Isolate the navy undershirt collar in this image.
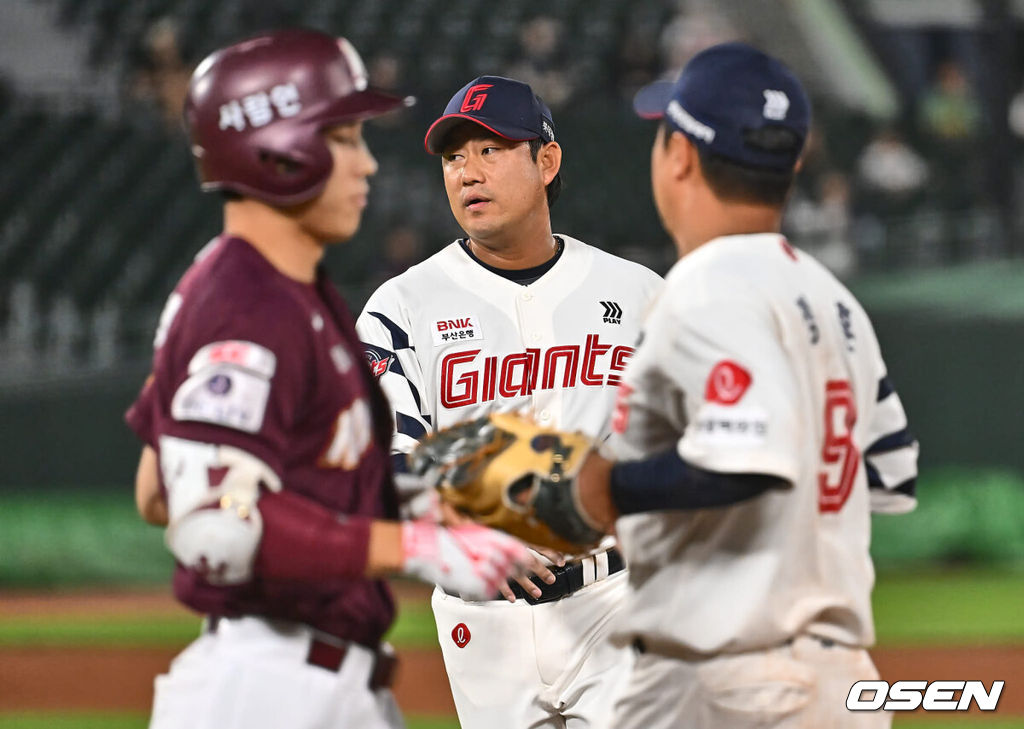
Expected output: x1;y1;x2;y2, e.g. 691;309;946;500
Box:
459;237;564;286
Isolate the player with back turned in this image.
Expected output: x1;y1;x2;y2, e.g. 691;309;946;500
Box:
571;42;921;729
356;76;662;728
124;30;528;729
413;43;920;728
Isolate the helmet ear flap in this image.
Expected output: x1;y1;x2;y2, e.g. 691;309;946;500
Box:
258;150;304;177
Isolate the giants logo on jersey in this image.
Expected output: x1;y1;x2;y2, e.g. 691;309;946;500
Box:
440;334;634;408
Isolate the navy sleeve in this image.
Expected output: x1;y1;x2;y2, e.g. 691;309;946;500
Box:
609;448;786;514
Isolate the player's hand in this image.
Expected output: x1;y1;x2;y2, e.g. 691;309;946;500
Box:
400;520;530;601
497;547;562;602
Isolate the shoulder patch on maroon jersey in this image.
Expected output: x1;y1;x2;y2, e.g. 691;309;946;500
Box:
188;340;277;377
705;360;752;405
172;340;277;434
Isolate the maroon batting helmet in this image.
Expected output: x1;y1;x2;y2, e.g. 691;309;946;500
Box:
184;29;410;207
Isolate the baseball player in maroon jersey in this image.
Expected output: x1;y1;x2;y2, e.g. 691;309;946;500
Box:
125;29;528;729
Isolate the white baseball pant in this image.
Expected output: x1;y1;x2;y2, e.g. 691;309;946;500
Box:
432;569;632;729
148;616;404;729
612;634;891;729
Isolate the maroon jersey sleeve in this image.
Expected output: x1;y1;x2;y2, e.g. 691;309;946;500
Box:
155;294;309;475
125;375;157;448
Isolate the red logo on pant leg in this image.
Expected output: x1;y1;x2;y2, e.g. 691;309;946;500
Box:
452;623;471;648
460;85;493;112
705;361;752;405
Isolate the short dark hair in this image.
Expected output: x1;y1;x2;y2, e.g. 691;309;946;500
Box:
528;137;562;209
660;121;796;207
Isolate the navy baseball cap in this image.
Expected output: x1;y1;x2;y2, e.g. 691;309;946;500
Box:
634;42;810;172
424;75;555;154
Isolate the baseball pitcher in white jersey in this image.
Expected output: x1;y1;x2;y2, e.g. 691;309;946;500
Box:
356;76;662;727
508;43;918;728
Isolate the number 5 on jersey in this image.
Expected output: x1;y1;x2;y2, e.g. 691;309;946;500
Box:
819;380;859;513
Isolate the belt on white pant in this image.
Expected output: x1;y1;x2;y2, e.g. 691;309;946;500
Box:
503;547;625;604
205;615;397;688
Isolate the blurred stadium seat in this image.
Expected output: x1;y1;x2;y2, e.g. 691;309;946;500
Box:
0;1;1021;484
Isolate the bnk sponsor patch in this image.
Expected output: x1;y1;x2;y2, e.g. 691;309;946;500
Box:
432;314;483;347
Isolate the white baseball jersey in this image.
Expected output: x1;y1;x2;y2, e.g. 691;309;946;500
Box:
357;235;661;728
611;233;918;655
356;235;663;448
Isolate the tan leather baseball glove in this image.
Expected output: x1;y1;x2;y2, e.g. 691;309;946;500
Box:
407;413;606;553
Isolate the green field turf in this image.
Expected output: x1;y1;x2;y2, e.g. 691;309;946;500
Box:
0;570;1020;649
3;468;1023;588
0;599;440;649
874;569;1024;645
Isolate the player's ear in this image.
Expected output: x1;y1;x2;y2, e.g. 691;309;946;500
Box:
669;131;695;181
537;141;562;186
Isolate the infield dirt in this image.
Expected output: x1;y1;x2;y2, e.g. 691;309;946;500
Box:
0;588;1020;719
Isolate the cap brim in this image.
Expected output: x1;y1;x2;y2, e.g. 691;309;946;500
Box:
321;87;413;125
424;114;537;154
633;80;674;120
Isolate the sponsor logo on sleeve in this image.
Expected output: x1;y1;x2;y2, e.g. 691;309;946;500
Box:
173;340;277;433
705;360;752;405
188;340;277;378
171;364;271;433
432;315;483;347
365;350;393;378
206;374;233;395
691;403;769;447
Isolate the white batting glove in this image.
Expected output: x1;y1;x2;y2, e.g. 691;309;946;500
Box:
400;520;530;600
